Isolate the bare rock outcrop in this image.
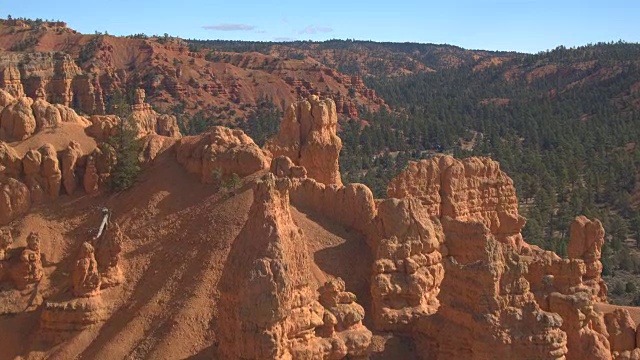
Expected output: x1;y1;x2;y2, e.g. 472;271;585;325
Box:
55;104;88;125
22;149;44;203
416;217;568;359
265;95;342;186
129;89;182;138
40;214;122;335
139;134;177;164
40;297;106;335
94;222;124;288
0;63;24;98
176;127;269;185
31;99;62;130
387;155;526;248
548;291;611;360
569;216;608;301
289;177;377;237
604;309;636;354
22;144;63;202
0;52;98;114
316;278;373;358
371;198;444;331
83;154;99;195
386;157;445;217
217;174;371;359
85;115;119;141
0;176;31;225
71;242;101;297
0;89;16;110
9;232;43;290
40;143;62;199
0;227;11;282
0;227;11;262
156;114;181;138
270;155;307;179
0;96;36;141
0;141;22;177
61;141;82;195
0;92;89;142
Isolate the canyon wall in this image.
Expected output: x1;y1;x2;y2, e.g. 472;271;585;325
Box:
0;52;105;115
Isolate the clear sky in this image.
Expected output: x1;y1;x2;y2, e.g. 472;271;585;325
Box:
4;0;640;53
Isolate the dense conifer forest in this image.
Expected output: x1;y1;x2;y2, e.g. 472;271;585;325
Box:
338;42;640;304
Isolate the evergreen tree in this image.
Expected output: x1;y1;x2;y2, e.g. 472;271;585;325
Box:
107;89;141;192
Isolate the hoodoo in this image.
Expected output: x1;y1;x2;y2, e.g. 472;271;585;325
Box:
0;14;638;359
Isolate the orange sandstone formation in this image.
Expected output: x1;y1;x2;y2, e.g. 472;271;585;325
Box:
0;87;631;359
548;291;610;360
61;140;83;195
0;89;89;142
217;174;371;359
274;151;614;359
0;176;31;225
387;155;526;248
83;154;99;194
416;217;568;359
569;216;608;301
270;155;307;179
39;216;124;335
265;95;343;186
371;198;444;331
130;88;181;138
176;126;269;185
9;232;44;290
95;222;124;287
604;309;636;353
71;242;102;297
316;278;373;358
0;96;36;140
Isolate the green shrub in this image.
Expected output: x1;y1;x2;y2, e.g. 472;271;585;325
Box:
612;281;625;296
223;173;242;191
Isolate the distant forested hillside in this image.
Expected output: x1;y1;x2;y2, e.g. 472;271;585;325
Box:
332;42;640;304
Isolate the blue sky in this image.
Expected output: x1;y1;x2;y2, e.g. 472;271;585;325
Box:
4;0;640;53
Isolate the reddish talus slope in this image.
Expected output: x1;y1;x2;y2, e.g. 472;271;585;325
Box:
3;70;640;359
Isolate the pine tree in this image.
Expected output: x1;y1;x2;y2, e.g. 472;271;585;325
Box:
107;89;141;191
